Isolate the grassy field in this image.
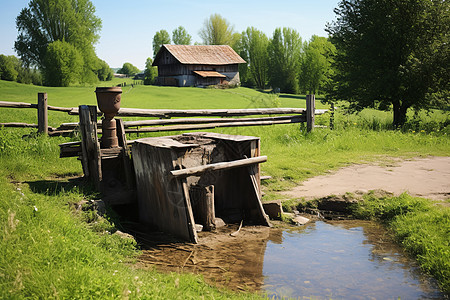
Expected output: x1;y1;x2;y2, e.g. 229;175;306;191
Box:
0;79;449;297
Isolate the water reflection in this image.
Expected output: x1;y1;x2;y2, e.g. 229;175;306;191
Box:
137;221;444;298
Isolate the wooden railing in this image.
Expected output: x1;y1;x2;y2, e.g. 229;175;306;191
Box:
0;93;326;136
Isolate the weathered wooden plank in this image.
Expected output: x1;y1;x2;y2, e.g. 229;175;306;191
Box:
124;118;304;134
56;115;305;131
100;147;123;159
0;122;38;128
59;141;82;158
169;156;267;179
247;164;271;227
0;101;37;108
0;122;56;131
79;105;102;189
132;141;197;242
123;115;304;127
0;101;75;113
116;118;134;190
116;107;307;118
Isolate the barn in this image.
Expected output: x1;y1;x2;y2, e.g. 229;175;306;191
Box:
152;44;246;87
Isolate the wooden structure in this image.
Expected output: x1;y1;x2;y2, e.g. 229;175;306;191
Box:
132;132;270;243
76;105;135;205
153;45;246;87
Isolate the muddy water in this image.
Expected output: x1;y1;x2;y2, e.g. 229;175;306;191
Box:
137;220;445;299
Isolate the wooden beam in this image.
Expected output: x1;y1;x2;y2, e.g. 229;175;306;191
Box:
0;122;38;128
116;107;306;118
169;156;267;179
124;118;304;133
0;101;37;108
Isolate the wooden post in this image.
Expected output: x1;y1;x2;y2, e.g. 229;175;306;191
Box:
306;94;315;132
330;102;335;130
191;185;215;231
37;93;48;134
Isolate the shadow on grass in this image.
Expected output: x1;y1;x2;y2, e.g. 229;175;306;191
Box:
25;176;97;197
279;94;307;100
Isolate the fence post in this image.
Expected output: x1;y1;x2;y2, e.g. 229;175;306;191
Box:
306;94;315;132
37;92;48;135
330;102;335;130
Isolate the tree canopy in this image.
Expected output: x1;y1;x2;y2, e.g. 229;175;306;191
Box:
0;54;42;85
14;0;110;86
43;40;83;87
237;27;269;90
153;30;171;58
299;36;335;95
118;62;140;77
326;0;449;127
15;0;101;67
199;14;237;46
268;27;303;94
172;26;192;45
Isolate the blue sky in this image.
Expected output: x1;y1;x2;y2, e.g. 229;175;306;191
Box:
0;0;339;70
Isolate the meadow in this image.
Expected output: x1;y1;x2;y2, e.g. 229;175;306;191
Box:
0;79;449;297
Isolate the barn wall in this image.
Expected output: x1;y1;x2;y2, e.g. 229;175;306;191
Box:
158;64;239;77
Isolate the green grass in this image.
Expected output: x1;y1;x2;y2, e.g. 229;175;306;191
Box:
0;131;255;299
352;193;450;294
0;79;449;297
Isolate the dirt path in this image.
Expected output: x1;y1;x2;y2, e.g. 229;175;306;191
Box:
282;156;450;201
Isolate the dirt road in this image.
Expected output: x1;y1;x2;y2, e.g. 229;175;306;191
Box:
282;156;450;201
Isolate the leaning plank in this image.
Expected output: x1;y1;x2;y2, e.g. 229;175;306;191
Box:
169;156;267;179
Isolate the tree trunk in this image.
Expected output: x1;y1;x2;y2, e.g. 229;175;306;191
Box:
393;101;408;128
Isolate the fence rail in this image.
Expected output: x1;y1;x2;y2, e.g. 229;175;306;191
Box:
0;93;326;136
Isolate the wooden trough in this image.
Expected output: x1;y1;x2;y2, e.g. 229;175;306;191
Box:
132;132;271;243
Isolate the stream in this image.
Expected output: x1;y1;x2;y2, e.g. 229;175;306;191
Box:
137;220;445;299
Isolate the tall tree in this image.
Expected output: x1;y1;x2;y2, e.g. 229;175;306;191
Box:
238;27;269;90
326;0;449;127
199;14;236;45
152;30;171;58
299;36;336;94
267;27;303;94
172;26;192;45
14;0;103;86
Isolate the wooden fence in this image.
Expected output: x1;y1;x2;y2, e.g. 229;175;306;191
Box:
0;93;326;136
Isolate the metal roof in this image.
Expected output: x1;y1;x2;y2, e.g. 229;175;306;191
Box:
192;71;226;78
158;44;246;65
